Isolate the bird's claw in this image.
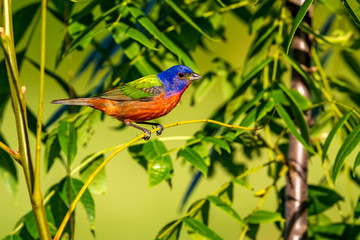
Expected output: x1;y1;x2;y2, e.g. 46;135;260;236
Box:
156;125;164;136
143;130;151;141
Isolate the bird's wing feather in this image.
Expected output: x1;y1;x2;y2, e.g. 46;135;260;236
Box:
98;75;164;101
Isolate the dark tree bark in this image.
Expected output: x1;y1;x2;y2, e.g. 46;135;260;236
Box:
285;1;313;239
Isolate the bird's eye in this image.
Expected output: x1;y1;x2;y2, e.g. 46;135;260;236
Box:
178;72;185;79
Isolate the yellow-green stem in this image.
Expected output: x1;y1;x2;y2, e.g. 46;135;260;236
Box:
54;119;264;240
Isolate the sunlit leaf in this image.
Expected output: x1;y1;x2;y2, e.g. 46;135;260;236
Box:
2;234;22;240
232;178;253;191
341;0;360;29
322;110;352;162
308;185;343;215
202;137;230;153
333;124;360;183
58;121;77;166
271;88;311;110
80;154;107;195
207;196;246;226
179;147;208;177
246;210;284;223
183;217;223;240
353;151;360;175
109;23;157;50
127;6;197;70
285;0;314;54
165;0;216;41
143;140;172;187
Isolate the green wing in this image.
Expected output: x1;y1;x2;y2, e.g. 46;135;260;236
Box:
98;75;164;101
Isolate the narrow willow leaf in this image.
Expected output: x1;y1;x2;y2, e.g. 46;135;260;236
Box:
71;178;96;228
232;178;253;191
127;6;197;70
179;147;208;177
333;124;360;183
80;154;107;195
207;196;246;226
308;185;343;215
276;104;314;153
342;51;360;77
143;140;172;187
322;110;352;162
353;151;360;175
109;23;157;50
24;212;38;239
355;195;360;220
165;0;216;41
237;100;275;135
202;137;230;153
156;220;182;240
246;210;284;223
44;131;61;173
0;138;18;197
271;88;311;110
2;235;22;240
232;57;273;100
341;0;360;29
58;121;77;166
183;217;224;240
285;0;315;54
279;83;310;143
281;51;319;99
13;2;41;45
230;89;268;125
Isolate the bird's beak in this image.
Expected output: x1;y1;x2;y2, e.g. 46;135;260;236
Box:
189;72;202;81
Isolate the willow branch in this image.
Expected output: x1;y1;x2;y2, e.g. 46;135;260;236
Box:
0;140;22;162
53;118;272;240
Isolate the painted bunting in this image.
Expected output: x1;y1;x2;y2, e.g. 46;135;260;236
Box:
52;65;202;140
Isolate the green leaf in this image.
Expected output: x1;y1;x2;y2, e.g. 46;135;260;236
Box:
0;136;18;197
80;154;107;195
164;0;216;41
44;130;61;173
285;0;314;54
246;210;284;224
156;220;182;240
127;6;197;71
271;88;311;110
353;151;360;175
148;155;173;187
13;2;41;45
281;51;319;100
202;137;230;153
355;195;360;220
237;100;275;135
143;140;173;187
308;185;343;215
342;51;360;77
71;178;96;229
183;217;224;240
341;0;360;29
207;196;246;226
2;235;22;240
333;124;360;183
276;104;314;153
109;23;157;50
24;211;39;239
322;110;352;162
232;178;253;191
58;121;77;166
278;83;310;143
179;147;208;177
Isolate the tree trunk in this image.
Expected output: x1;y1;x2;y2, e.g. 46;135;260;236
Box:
285;1;313;239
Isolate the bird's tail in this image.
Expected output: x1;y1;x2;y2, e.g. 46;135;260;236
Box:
51;98;94;106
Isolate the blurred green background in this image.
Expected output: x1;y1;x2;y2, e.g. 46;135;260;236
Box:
1;0;359;239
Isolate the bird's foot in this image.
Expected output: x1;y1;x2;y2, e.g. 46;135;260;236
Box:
143;129;151;141
156;124;164;136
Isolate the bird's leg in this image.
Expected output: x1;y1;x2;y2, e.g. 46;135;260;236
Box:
137;122;164;136
123;120;151;140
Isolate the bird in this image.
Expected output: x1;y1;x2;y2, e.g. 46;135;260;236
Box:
52;65;202;140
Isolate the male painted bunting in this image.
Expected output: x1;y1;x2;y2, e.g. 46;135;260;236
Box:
52;65;202;140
